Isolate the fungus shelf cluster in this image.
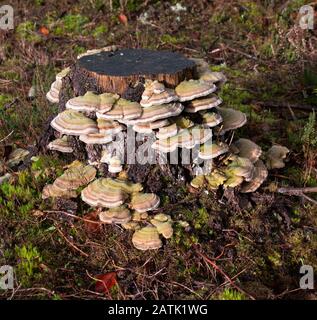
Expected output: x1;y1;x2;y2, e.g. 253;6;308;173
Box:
44;47;289;250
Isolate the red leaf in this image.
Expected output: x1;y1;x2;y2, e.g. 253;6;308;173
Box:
39;26;50;36
118;13;128;26
95;272;117;294
83;211;102;234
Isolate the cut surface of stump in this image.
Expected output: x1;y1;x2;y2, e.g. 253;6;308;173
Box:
75;49;196;99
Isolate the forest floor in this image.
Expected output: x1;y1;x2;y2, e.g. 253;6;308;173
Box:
0;0;317;300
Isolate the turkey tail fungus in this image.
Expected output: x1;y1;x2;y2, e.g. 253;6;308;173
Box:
43;47;289;250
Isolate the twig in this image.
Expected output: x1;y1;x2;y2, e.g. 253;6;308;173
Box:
196;249;255;300
256;101;316;112
169;281;204;299
85;270;113;300
287;103;297;121
273;287;302;299
0;130;14;143
55;225;89;257
278;186;317;195
45;210;103;225
225;46;262;62
278;186;317;205
302;193;317;205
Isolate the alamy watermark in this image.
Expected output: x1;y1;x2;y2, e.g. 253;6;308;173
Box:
299;265;314;289
0;5;14;30
0;265;14;290
299;5;314;30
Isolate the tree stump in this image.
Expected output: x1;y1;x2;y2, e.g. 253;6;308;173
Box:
71;48;197;101
43;49;199;186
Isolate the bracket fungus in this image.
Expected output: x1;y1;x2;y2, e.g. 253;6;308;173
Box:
108;156;123;173
97;98;142;120
97;119;124;135
79;133;113;145
185;95;222;113
175;79;216;102
217;107;247;133
42;184;77;199
205;171;227;189
51;110;98;136
200;111;222;127
43;50;291;251
152;125;212;153
199;141;229;160
132;119;170;134
200;71;227;84
142;80;165;100
232;138;262;163
132;226;162;251
140;87;178;108
265;145;289;169
66;91;119;113
190;58;227;84
42;163;96;199
240;160;268;193
156;123;178;139
150;214;173;239
99;206;131;224
224;156;255;183
47;136;73;153
46;67;70;103
127;102;184;125
81;178;143;208
130;193;160;212
46;80;62;104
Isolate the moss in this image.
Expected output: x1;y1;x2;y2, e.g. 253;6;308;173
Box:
93;25;108;38
16;21;41;42
73;45;87;55
267;250;283;268
161;34;188;45
172;224;199;249
111;0;159;12
53;14;90;36
291;206;302;224
215;288;247;300
1;71;20;81
282;48;298;63
0;94;12;110
0;156;65;217
259;42;274;59
238;2;264;33
15;244;43;287
34;0;45;5
210;11;230;24
194;207;209;230
218;83;253;109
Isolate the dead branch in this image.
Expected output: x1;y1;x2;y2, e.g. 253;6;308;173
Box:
256;101;317;112
195;248;255;300
278;186;317;205
55;225;89;257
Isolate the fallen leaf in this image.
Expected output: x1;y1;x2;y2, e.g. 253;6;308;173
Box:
119;13;128;26
83;211;102;234
95;272;117;294
39;26;49;36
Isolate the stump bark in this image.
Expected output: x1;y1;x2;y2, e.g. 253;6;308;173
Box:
72;48;197;101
